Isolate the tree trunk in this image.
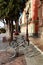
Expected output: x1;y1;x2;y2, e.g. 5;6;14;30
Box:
15;21;19;35
10;20;13;41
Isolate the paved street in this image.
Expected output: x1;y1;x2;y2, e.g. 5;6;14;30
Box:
0;34;43;65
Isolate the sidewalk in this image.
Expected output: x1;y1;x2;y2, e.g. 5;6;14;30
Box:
17;34;43;65
0;51;26;65
29;27;43;51
20;33;43;52
0;34;9;50
24;43;43;65
29;37;43;51
0;34;43;65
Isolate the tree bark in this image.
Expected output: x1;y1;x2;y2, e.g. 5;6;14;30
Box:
15;21;19;34
10;20;13;41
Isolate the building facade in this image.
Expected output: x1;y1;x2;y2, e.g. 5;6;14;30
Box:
38;0;43;26
20;0;43;36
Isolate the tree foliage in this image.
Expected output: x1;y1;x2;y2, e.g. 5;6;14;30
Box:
0;0;28;21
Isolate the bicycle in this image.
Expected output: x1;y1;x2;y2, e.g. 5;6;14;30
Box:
0;35;29;65
10;35;28;48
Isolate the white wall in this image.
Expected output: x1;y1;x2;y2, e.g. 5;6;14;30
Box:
21;23;35;36
21;26;26;34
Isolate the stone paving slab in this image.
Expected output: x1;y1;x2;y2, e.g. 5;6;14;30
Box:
0;51;14;64
4;56;26;65
0;34;43;65
29;37;43;51
19;43;41;57
0;41;9;50
16;34;43;65
0;52;26;65
25;53;43;65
